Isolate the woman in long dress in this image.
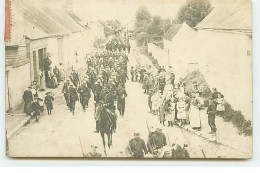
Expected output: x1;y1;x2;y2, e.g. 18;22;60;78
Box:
176;97;186;126
189;93;201;130
151;91;160;115
158;94;165;125
40;71;46;91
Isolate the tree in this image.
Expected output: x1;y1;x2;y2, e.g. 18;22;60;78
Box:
135;6;151;31
162;18;173;32
177;0;212;27
146;16;164;40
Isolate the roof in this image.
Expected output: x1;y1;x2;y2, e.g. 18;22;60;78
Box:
196;3;252;33
164;24;182;41
7;0;85;45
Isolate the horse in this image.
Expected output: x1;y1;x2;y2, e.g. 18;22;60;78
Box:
96;104;114;149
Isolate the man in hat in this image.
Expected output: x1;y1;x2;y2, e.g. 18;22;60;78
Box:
93;79;103;109
126;132;148;158
130;66;135;82
62;79;71;109
84;145;102;157
78;81;91;111
23;86;33;116
32;97;41;122
44;92;54;115
150;127;167;150
207;96;217;135
68;84;79;115
168;66;175;88
158;74;166;94
116;85;127;116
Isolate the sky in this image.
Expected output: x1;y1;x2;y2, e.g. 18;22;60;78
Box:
26;0;250;29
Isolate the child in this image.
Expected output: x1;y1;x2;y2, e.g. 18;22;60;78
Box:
177;97;186;126
44;92;54;115
32;97;41;123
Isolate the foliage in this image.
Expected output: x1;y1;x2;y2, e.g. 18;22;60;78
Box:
183;70;211;97
177;0;212;27
183;70;252;136
135;6;151;29
134;7;176;47
101;20;123;37
223;102;252;136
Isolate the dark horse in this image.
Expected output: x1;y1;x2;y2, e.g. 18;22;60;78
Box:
96;104;114;149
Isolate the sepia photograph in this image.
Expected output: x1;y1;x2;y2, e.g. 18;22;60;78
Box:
5;0;252;159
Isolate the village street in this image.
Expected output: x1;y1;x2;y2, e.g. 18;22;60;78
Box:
7;40;251;159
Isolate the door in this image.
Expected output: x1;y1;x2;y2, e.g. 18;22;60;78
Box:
33;51;38;81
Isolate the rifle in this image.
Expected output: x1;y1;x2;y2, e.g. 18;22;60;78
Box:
78;136;85;157
201;148;206;158
146;120;155;155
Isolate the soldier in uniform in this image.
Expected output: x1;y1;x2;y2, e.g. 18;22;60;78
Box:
117;85;127;116
62;79;71;109
93;80;103;110
149;127;167;150
68;84;79;115
78;81;91;111
23;86;33;116
71;69;80;87
84;145;102;157
126;132;148;158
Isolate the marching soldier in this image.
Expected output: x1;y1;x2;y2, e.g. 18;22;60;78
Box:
93;80;103;110
71;69;80;87
78;81;91;111
117;85;127;116
62;79;71;109
126;132;148;158
68;84;79;115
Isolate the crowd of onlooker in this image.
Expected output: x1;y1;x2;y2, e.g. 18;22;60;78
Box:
130;65;225;135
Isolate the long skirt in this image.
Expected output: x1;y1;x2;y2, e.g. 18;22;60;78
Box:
158;105;165;121
189;105;201;128
24;101;32;115
152;101;159;111
165;110;174;122
177;110;186;120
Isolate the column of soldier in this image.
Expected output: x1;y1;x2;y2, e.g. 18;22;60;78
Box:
62;44;129;134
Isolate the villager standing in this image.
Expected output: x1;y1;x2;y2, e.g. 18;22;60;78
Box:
44;92;54;115
207;96;217;135
23;86;33;116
